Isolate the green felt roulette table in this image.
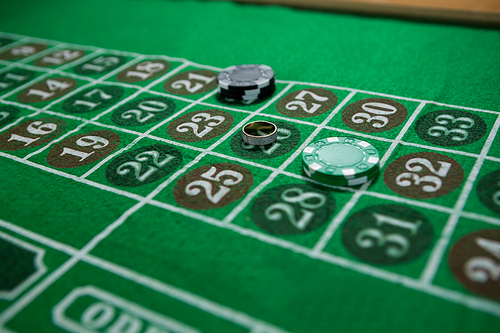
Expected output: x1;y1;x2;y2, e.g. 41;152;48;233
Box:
0;1;499;332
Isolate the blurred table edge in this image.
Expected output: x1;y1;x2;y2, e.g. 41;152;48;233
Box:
223;0;500;26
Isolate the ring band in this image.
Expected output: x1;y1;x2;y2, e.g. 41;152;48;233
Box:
242;121;278;146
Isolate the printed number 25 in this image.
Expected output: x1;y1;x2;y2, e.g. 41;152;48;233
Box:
185;166;243;204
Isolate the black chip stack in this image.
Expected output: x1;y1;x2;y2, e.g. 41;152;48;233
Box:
217;64;275;101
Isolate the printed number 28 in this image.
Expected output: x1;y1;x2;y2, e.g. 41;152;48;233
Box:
265;188;326;230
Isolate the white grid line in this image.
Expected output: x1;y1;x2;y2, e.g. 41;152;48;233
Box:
398;141;480;158
0;82;299;328
0;38;500;233
0;60;495;163
0;49;104;101
38;56;147;111
0;220;286;333
0;38;33;72
312;101;428;253
2;143;500;318
0;80;492;162
16;58;190;165
2;32;498;114
0;109;41;133
3;94;491;202
80;87;216;180
277;80;500;115
3;139;499;230
0;68;267;324
79;62;198;179
2;213;500;322
2;86;488;163
222;90;357;224
80;255;289;333
21;56;151;161
0;96;222;327
420;113;500;284
0;219;78;257
0;60;53;75
13;44;64;65
1;61;92;81
0;53;499;231
0;37;30;53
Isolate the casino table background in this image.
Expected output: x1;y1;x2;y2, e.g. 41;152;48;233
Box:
0;0;499;332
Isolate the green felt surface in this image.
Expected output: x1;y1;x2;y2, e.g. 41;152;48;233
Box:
0;0;499;110
0;1;500;333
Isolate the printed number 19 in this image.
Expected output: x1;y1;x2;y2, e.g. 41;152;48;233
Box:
60;136;109;161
